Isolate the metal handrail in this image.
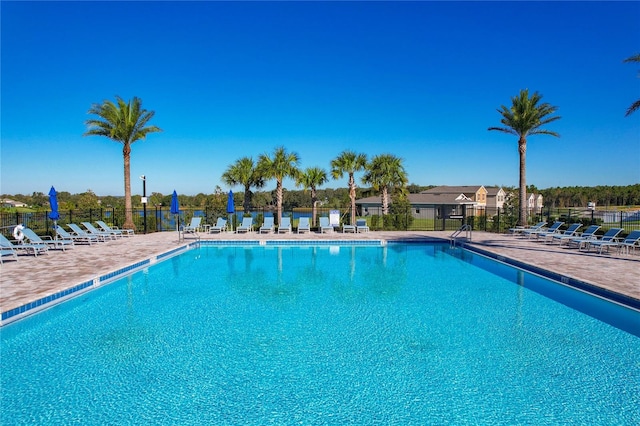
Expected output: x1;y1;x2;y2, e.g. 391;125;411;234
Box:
450;224;472;247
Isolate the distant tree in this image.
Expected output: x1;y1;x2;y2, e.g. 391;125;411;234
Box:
488;89;560;226
30;192;48;208
148;192;165;208
100;195;125;210
76;189;100;210
251;191;272;209
222;157;264;214
192;193;208;207
204;187;227;219
84;96;162;230
331;150;367;225
257;147;300;225
296;167;328;226
624;53;640;116
361;154;408;216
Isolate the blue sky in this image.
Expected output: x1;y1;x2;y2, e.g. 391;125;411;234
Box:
2;1;639;197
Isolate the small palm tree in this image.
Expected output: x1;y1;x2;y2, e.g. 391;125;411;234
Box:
331;150;367;224
361;154;408;216
221;157;264;213
84;96;162;230
624;53;640;116
296;167;328;226
257;147;300;225
488;89;560;226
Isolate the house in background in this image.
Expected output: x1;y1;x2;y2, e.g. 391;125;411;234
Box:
356;185;507;220
422;186;488;207
1;198;27;208
528;193;544;214
486;187;507;210
356;192;475;220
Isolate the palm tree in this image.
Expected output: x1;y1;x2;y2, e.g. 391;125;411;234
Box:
488;89;560;226
84;96;162;230
257;147;300;225
221;157;264;213
624;53;640;116
296;167;328;226
361;154;408;216
330;150;367;225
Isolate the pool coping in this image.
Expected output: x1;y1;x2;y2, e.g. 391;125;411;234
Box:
461;242;640;312
1;238;637;326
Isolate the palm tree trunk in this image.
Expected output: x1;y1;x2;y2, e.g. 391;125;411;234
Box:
123;144;135;230
311;188;317;227
276;179;283;226
244;185;251;213
381;186;389;215
518;137;527;227
349;173;356;225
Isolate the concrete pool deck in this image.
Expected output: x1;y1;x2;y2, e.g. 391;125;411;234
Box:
1;230;639;322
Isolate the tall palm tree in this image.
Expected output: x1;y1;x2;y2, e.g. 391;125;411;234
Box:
257;147;300;225
84;96;162;230
330;150;367;225
624;53;640;116
221;157;264;213
488;89;560;226
296;167;328;226
361;154;408;216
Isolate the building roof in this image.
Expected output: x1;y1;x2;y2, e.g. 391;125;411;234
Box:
420;185;484;195
356;193;476;206
485;186;505;196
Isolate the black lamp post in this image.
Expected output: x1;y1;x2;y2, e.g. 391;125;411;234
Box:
140;175;147;234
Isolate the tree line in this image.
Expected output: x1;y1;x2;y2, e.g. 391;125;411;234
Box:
4;184;638;213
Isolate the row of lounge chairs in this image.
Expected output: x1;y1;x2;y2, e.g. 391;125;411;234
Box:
180;216;370;235
511;221;640;255
0;221;134;263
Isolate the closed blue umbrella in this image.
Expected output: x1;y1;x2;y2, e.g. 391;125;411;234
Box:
227;190;235;232
48;186;60;237
48;186;60;221
170;190;180;234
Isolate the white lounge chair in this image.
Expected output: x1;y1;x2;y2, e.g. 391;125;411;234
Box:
342;222;356;233
277;217;292;234
543;223;582;244
509;221;546;236
209;217;227;233
617;230;640;255
181;217;202;234
580;228;626;253
573;228;623;251
0;233;48;257
587;230;640;255
524;221;564;239
259;217;275;233
236;217;253;233
297;217;311;233
56;225;95;245
68;223;106;242
556;225;600;247
96;220;134;237
0;234;19;263
319;217;333;233
22;227;74;251
356;219;370;233
82;222;116;240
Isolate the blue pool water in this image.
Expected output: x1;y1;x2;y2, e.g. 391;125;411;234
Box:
1;243;639;424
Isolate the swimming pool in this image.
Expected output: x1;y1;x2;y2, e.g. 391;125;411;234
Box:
1;243;638;424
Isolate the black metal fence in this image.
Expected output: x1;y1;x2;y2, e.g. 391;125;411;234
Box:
2;205;638;238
